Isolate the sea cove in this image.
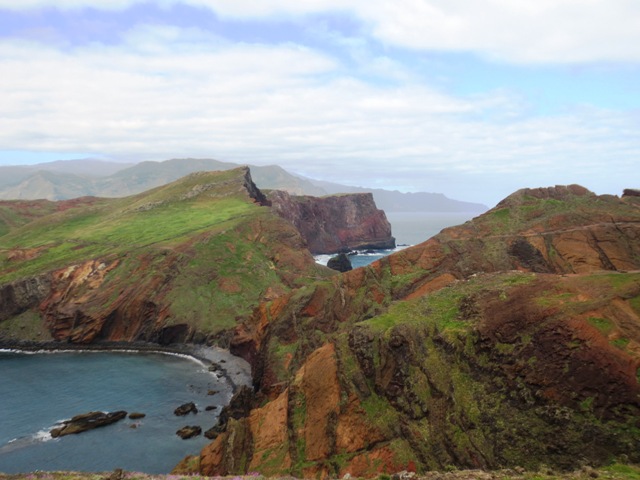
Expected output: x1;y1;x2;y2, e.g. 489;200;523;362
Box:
0;349;247;474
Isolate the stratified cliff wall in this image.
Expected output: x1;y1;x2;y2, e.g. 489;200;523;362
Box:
267;190;395;254
189;185;640;478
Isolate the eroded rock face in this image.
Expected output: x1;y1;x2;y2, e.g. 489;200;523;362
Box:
194;186;640;478
0;275;51;322
267;190;395;254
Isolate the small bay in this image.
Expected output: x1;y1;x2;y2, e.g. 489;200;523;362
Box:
0;350;236;474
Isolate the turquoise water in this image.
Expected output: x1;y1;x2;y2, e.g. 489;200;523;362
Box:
0;351;233;474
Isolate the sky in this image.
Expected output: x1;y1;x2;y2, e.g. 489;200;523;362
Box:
0;1;638;206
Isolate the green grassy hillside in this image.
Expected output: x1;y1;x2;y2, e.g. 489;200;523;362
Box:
0;168;331;344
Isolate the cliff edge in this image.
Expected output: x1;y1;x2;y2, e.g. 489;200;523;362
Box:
267;190;395;254
0;167;331;345
188;185;640;478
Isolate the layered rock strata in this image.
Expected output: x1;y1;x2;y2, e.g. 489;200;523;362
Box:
190;185;640;477
267;190;395;254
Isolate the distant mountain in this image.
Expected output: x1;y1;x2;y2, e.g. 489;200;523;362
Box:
0;159;134;190
26;159;135;177
0;170;99;200
0;158;486;212
305;177;487;212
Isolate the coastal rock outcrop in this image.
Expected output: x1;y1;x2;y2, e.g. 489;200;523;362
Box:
177;426;202;439
174;402;198;416
267;190;395;254
327;253;353;272
0;275;51;322
193;185;640;478
50;411;128;438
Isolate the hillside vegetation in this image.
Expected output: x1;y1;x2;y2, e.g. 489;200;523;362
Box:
0;167;331;344
189;185;640;478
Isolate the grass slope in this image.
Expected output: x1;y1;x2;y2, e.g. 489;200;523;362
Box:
2;464;640;480
0;168;330;342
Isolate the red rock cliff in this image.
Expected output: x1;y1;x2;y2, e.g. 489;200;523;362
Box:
190;185;640;478
267;190;395;254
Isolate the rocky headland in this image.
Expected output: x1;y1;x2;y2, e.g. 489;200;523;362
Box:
0;168;334;346
267;190;396;254
2;180;640;479
0;167;397;346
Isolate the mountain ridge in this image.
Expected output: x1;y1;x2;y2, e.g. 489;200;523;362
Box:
0;158;486;212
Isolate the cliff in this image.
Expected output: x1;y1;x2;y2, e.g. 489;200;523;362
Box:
267;190;395;254
0;167;332;345
186;185;640;477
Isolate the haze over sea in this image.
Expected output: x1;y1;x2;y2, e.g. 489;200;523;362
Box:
0;351;233;474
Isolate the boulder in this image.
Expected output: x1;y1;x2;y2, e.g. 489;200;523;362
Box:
50;411;127;438
128;412;146;419
327;253;353;273
177;425;202;439
174;402;198;416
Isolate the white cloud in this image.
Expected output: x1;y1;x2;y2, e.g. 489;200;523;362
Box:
0;0;150;9
2;0;640;63
1;23;637;205
1;2;638;206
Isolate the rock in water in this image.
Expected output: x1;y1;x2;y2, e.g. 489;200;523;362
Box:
327;253;353;272
174;402;198;416
50;411;128;438
176;426;202;439
128;412;146;419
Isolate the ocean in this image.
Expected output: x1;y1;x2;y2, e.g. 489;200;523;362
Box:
0;350;235;474
385;211;479;246
316;212;480;268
